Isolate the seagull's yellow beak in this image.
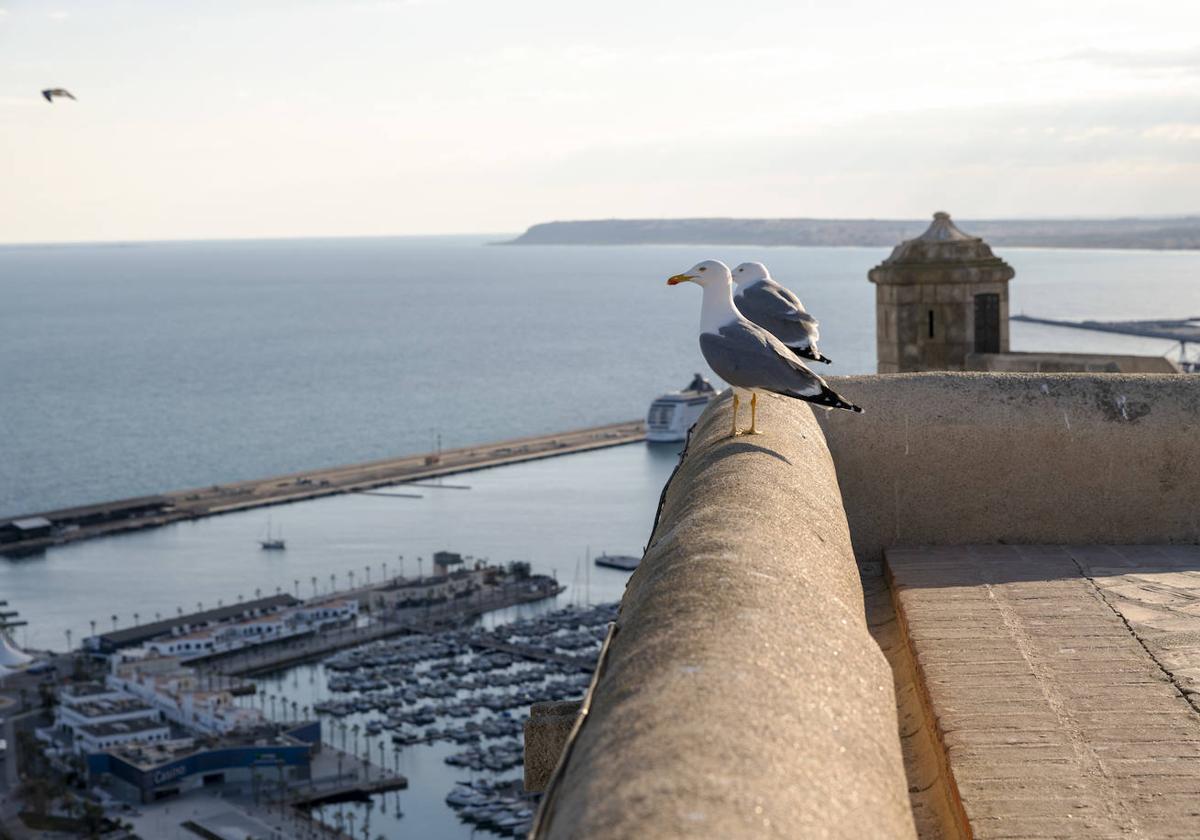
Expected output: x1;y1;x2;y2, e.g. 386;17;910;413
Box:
667;274;694;286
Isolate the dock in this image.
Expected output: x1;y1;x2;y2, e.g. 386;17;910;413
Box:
290;775;408;807
0;420;645;555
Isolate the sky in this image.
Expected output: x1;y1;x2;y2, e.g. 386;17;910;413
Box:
2;0;1200;242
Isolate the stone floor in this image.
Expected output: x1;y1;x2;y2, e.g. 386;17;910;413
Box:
887;545;1200;839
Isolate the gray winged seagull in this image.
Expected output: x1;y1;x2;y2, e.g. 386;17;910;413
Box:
667;259;862;436
42;88;76;103
733;261;831;364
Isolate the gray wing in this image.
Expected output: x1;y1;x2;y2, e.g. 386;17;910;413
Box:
699;320;822;397
700;320;861;411
735;282;820;350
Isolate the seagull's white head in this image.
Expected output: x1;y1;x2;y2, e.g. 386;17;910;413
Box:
666;259;731;289
733;262;771;287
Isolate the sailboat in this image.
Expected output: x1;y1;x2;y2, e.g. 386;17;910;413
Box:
259;517;286;551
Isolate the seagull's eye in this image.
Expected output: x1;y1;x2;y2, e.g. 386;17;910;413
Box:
698;266;707;272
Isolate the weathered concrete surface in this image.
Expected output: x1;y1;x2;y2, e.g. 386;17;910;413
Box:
965;351;1181;374
890;545;1200;839
815;373;1200;566
525;700;581;793
537;392;916;839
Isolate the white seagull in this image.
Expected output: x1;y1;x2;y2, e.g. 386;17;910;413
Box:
667;259;862;436
733;261;831;364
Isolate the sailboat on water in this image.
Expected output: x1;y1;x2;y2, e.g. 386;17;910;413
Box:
259;516;286;551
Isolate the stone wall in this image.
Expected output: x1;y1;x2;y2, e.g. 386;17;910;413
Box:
965;351;1181;374
533;391;917;839
815;373;1200;565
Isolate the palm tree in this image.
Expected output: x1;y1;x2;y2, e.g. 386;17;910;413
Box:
64;628;72;652
364;565;371;585
133;611;140;626
294;579;300;598
351;723;360;759
110;614;118;631
330;573;336;594
311;576;318;598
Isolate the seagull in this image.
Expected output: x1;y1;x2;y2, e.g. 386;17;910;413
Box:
733;262;831;364
667;259;862;436
41;88;76;103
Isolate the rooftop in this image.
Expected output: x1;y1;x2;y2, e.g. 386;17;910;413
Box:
94;593;300;648
71;697;156;719
870;211;1013;273
80;717;168;739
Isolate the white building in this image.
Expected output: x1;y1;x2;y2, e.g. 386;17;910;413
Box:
143;599;357;659
56;682;170;755
108;653;265;736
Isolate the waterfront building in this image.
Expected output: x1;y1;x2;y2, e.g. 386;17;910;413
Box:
433;550;466;576
86;594;300;654
86;722;319;803
132;597;357;659
55;683;170;755
107;653;265;735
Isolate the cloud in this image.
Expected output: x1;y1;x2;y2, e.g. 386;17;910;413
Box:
1142;123;1200;142
48;10;69;20
1062;46;1200;75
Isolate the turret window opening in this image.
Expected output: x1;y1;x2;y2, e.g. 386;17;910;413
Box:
928;310;935;339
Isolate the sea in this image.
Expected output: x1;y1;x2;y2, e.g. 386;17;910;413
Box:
2;237;1199;838
3;237;1198;519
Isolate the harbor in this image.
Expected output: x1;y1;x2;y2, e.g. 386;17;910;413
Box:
0;420;646;557
0;441;669;838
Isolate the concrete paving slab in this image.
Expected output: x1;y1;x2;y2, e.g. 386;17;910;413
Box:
889;545;1200;839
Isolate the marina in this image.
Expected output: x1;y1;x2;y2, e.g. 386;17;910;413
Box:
250;603;617;838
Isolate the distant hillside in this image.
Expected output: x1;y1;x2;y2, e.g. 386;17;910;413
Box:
503;217;1200;250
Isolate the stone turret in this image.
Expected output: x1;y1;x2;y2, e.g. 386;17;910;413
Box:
869;212;1015;373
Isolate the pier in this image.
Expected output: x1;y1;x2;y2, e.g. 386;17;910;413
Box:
201;581;568;677
0;420;644;556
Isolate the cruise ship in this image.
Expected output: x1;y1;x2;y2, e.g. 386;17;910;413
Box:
645;374;717;443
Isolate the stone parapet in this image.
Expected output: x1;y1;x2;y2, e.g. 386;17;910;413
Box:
815;373;1200;565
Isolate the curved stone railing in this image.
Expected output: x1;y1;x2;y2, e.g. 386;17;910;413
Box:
533;392;917;839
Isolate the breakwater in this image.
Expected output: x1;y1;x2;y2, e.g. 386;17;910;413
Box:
0;421;645;556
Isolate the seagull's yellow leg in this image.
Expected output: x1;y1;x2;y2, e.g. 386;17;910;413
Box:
730;393;741;437
748;393;762;435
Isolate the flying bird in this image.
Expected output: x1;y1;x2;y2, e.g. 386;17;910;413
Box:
667;259;862;436
42;88;76;103
733;261;831;364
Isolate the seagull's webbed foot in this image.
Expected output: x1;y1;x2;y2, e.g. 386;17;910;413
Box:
745;393;764;435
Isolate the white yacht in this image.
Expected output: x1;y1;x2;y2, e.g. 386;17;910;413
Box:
645;374;716;443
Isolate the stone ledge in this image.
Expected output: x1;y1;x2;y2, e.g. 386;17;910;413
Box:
534;391;916;839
